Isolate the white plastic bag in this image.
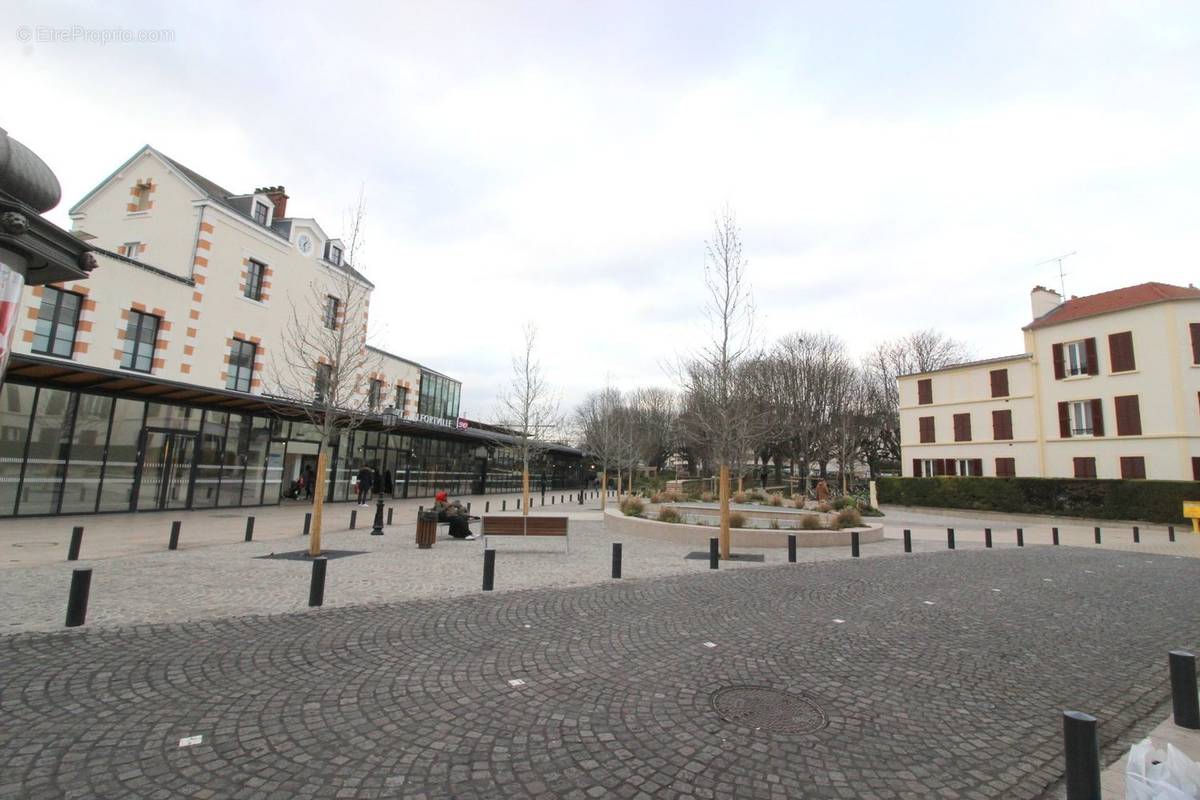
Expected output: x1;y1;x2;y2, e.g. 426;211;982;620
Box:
1126;737;1200;800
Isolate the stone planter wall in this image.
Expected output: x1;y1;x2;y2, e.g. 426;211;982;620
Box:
603;508;885;548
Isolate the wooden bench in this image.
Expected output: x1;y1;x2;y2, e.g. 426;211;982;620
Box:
480;515;570;552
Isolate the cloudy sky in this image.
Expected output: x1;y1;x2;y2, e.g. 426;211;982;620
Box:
4;1;1199;418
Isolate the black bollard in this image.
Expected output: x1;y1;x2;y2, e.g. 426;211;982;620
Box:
502;500;507;511
1170;651;1200;729
168;520;181;551
244;517;255;542
851;530;860;558
517;499;521;509
612;542;622;579
349;510;357;529
1133;525;1140;544
709;537;719;569
67;526;84;561
371;497;385;535
303;513;312;537
984;527;993;548
387;507;394;525
65;568;92;627
483;549;496;590
1017;528;1024;547
1094;526;1101;544
467;502;471;513
486;501;491;513
1062;710;1101;800
1170;525;1176;542
947;527;955;550
551;496;555;505
1052;527;1059;546
308;557;327;607
788;534;797;563
903;529;912;553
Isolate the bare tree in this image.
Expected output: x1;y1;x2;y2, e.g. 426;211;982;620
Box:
574;384;622;510
627;387;679;474
267;193;382;557
677;209;765;559
496;323;561;516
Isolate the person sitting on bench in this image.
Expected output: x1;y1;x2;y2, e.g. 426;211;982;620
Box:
433;491;477;540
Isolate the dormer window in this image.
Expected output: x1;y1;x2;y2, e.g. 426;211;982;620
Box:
328;244;342;266
253;201;270;226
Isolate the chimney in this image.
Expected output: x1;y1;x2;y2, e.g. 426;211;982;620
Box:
256;185;288;219
1030;285;1062;319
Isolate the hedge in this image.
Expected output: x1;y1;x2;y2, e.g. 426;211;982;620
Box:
876;476;1199;524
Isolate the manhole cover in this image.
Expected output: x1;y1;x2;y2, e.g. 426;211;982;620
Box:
710;686;827;734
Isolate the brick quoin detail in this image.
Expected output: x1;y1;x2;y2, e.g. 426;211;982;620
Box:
180;219;213;375
113;302;172;372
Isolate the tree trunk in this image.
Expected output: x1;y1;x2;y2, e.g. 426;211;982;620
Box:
309;449;328;558
599;470;607;511
522;467;530;517
719;464;731;560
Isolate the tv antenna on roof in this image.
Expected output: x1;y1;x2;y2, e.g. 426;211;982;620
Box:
1034;251;1077;297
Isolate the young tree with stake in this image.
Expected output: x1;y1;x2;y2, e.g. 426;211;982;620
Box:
496;324;560;516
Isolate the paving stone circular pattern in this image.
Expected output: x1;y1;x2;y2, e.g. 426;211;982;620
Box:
3;547;1200;799
710;686;827;734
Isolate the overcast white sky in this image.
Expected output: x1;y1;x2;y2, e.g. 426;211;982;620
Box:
4;1;1199;418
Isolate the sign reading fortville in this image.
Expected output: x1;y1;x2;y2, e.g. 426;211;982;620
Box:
415;414;470;430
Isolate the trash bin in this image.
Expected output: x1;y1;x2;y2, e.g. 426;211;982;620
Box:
416;511;439;549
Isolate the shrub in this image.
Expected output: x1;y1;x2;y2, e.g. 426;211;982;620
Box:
657;507;682;524
701;491;716;503
649;493;663;504
767;493;784;507
620;496;645;517
817;502;832;513
876;477;1193;524
732;491;747;504
835;508;863;529
661;489;683;503
833;496;857;510
728;512;747;528
800;514;821;530
745;489;765;502
792;496;806;509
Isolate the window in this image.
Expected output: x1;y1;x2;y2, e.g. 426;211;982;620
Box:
120;310;159;373
226;339;256;392
956;458;983;477
918;416;935;443
315;363;332;403
31;287;82;358
123;242;141;261
323;296;340;329
917;378;932;405
418;370;462;420
953;413;972;442
253;201;269;226
1108;331;1136;373
1191;323;1200;365
1120;456;1146;480
395;384;408;411
329;245;342;265
989;369;1009;398
368;379;382;411
1058;400;1104;437
917;458;940;477
1053;338;1098;378
1073;457;1097;478
1114;395;1142;436
244;260;265;301
995;457;1016;478
131;181;152;211
992;409;1013;441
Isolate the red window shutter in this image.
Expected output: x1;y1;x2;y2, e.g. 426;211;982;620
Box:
990;369;1009;398
1052;343;1065;380
945;459;956;476
1108;331;1135;372
992;409;1013;440
954;413;971;442
912;459;922;477
996;457;1015;478
1114;395;1141;436
1073;457;1096;478
1085;338;1099;375
1191;323;1200;365
1090;398;1104;436
1058;402;1071;438
919;416;935;443
1193;457;1200;481
1120;457;1146;479
970;458;983;477
918;378;932;405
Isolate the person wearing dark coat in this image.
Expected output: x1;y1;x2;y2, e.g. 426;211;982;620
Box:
433;490;476;539
303;465;316;500
356;465;373;506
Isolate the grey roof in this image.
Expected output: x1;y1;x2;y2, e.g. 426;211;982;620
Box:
899;352;1031;379
366;344;459;383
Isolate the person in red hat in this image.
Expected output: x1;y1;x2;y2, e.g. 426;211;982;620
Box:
434;490;476;539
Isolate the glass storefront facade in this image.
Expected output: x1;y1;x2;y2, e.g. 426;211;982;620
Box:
417;370;461;421
0;379;581;517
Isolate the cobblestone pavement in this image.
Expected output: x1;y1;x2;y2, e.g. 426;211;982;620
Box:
3;547;1199;799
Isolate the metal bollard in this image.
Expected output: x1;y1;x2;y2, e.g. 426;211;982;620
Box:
1170;525;1176;542
371;498;385;535
244;517;255;542
67;526;84;561
788;534;797;563
947;527;955;550
486;501;490;513
467;502;471;513
612;543;622;579
1062;710;1101;800
303;512;312;536
903;529;912;553
1094;526;1101;544
517;499;521;509
308;557;327;607
502;500;507;511
350;510;357;529
851;530;860;558
551;496;555;505
168;520;181;551
1017;528;1024;547
1133;526;1140;544
1170;651;1200;729
65;568;92;627
984;527;992;548
709;537;719;569
387;507;394;525
483;549;496;590
1052;527;1059;546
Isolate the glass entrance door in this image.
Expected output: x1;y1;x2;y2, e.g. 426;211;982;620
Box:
137;429;197;511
